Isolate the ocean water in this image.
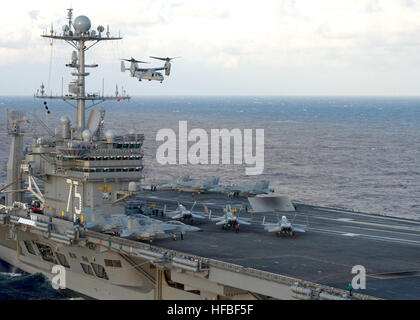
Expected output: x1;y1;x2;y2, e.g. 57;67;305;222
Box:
0;260;65;299
0;96;419;298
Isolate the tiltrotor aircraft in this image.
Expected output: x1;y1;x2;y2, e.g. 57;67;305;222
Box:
121;56;178;83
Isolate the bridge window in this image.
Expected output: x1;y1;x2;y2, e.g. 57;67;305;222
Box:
24;241;36;255
91;263;109;280
35;243;57;264
80;263;95;276
104;259;122;268
56;252;70;268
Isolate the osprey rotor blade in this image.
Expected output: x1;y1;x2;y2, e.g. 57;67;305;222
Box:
149;56;180;62
122;58;149;64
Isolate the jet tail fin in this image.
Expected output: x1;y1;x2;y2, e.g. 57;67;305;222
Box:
253;180;270;194
203;176;220;188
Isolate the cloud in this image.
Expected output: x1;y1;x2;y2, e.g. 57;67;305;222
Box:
278;0;299;16
2;0;420;95
365;0;382;13
28;10;40;21
173;6;230;19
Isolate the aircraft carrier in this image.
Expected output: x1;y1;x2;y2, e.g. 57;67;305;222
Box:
0;9;419;300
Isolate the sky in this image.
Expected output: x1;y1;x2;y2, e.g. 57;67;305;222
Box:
1;0;420;96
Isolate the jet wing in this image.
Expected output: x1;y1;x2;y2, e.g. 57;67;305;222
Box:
210;214;225;221
215;220;228;225
85;222;98;229
171;213;184;220
185;225;201;232
291;224;307;233
137;231;153;238
191;213;206;219
265;226;281;233
238;218;252;225
120;229;135;238
161;224;177;231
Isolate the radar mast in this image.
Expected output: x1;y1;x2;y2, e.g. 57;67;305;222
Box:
35;9;130;133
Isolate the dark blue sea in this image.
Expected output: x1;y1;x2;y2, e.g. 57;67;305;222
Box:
0;96;419;298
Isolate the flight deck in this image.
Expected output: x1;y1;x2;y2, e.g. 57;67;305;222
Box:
132;190;420;300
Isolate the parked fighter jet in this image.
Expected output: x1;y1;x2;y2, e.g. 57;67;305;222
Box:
171;176;220;193
262;214;307;237
210;205;252;230
165;202;207;223
140;176;191;191
148;176;220;193
119;215;175;240
119;214;201;241
84;209;111;231
165;220;201;233
208;180;272;197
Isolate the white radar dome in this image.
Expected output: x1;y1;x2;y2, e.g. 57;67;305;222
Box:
82;129;92;142
73;16;91;33
128;182;140;192
105;129;117;143
60;116;70;124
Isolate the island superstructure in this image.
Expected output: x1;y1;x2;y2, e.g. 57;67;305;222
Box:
0;9;419;300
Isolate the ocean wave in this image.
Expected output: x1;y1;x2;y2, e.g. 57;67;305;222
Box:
0;272;65;300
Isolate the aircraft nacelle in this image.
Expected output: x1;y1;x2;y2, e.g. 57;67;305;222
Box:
130;63;137;77
165;61;171;76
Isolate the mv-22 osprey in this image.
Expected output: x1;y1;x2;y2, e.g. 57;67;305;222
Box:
121;56;178;83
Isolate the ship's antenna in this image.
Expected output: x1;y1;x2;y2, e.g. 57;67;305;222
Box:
34;9;130;135
67;8;73;29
